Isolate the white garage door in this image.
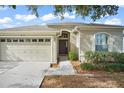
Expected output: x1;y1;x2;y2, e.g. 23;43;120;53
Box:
0;38;51;62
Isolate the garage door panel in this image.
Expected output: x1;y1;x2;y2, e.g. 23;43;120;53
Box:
0;38;51;62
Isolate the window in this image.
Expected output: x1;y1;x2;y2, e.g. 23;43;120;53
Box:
13;39;18;42
19;39;24;42
39;39;44;42
7;39;12;42
45;39;51;42
59;33;68;38
25;39;31;42
32;39;37;42
63;33;68;38
95;33;109;51
0;39;5;42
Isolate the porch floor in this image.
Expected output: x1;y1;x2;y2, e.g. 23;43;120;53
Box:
59;56;68;61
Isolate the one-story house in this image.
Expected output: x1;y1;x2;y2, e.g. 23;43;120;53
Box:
0;22;124;63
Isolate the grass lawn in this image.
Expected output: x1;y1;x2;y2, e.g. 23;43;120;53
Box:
40;61;124;88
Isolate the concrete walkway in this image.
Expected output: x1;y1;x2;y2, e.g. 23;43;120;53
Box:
0;61;75;88
0;62;50;88
46;61;75;75
0;62;20;74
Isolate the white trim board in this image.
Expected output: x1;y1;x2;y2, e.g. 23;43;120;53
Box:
0;36;53;38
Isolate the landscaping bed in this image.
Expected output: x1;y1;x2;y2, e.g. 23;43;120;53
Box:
50;63;59;68
40;61;124;88
71;61;109;76
40;74;124;88
40;51;124;88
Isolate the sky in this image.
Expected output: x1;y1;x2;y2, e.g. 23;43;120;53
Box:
0;5;124;29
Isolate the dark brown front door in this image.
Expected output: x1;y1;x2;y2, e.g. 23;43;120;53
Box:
59;40;68;55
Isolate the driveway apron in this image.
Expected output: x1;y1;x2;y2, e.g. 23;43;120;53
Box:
0;62;50;88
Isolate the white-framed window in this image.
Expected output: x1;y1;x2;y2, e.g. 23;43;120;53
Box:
13;39;18;42
95;33;109;51
32;39;37;42
45;38;51;42
0;38;6;42
25;39;31;42
0;38;51;43
19;39;24;42
7;38;12;42
39;39;44;42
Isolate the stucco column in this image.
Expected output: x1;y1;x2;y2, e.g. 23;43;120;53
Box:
51;36;53;62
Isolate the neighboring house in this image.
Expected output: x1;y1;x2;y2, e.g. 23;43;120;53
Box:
0;22;124;63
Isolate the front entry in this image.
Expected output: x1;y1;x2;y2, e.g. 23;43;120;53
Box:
59;40;68;55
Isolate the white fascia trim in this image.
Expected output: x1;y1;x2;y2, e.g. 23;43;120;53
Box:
0;31;59;33
0;36;53;38
57;29;72;37
72;26;79;32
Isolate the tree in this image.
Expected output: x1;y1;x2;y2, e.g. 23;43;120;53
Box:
5;5;119;21
54;5;119;21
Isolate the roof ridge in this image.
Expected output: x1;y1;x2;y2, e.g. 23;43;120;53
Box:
0;22;124;31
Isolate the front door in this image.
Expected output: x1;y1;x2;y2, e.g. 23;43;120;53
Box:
59;40;68;55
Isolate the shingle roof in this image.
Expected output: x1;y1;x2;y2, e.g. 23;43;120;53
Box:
48;22;124;28
0;25;59;32
0;22;124;31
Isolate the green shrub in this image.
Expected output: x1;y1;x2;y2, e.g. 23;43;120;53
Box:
117;53;124;63
84;51;108;63
84;51;94;62
104;63;124;72
82;51;124;72
80;63;124;72
112;52;119;62
80;63;96;70
68;51;77;61
84;51;124;63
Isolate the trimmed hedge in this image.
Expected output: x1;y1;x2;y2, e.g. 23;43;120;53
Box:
80;63;124;72
80;63;95;70
68;51;77;61
84;51;124;63
82;51;124;72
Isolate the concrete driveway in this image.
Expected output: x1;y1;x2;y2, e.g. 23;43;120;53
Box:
0;62;50;88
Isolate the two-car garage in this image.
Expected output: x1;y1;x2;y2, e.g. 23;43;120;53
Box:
0;37;52;62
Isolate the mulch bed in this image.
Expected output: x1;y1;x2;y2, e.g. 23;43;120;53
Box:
71;61;110;76
40;75;124;88
50;63;59;68
40;61;124;88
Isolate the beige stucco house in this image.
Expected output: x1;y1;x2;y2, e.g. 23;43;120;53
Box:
0;22;124;63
